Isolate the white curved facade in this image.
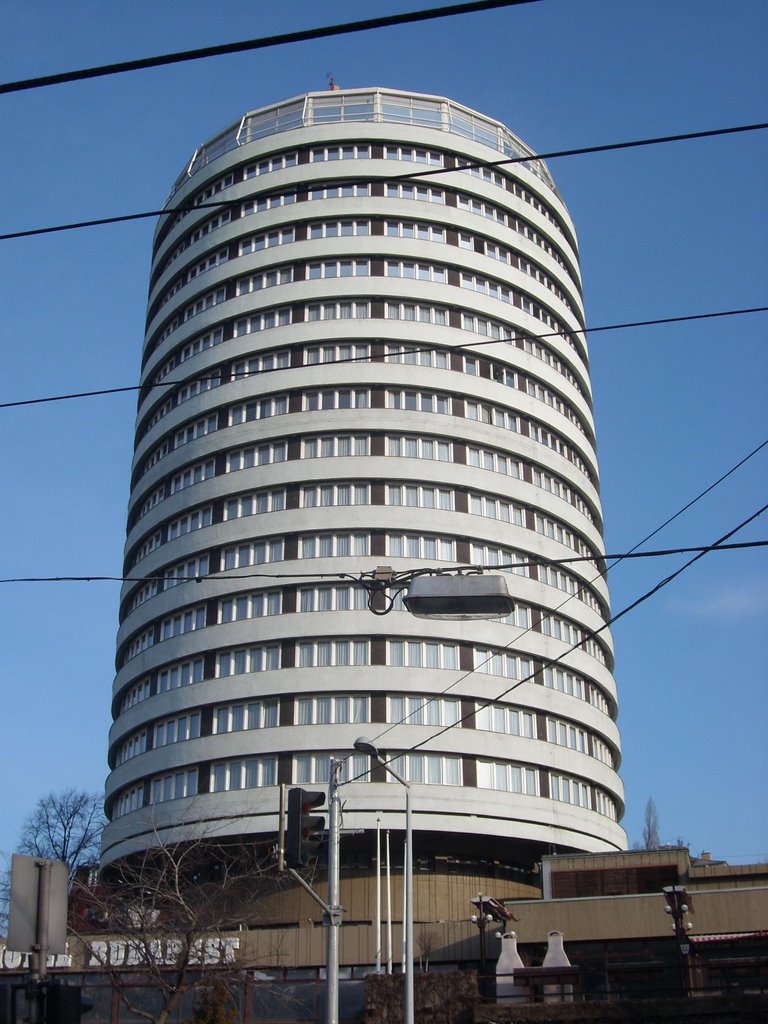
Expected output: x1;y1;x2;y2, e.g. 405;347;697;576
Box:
103;88;626;868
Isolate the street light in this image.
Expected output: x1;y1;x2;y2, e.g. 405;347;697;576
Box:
662;886;694;995
354;737;413;1024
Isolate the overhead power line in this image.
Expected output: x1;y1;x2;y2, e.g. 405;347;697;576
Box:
2;121;767;243
0;539;765;587
1;305;766;412
0;1;537;96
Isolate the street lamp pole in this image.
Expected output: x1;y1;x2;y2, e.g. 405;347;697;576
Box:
355;738;413;1024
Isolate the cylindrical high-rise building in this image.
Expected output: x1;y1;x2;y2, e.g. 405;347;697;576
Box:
103;89;625;881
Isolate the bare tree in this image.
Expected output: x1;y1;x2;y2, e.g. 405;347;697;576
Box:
18;789;105;881
642;797;660;850
71;832;280;1024
416;925;439;972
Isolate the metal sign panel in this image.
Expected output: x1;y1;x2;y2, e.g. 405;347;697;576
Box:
7;854;68;954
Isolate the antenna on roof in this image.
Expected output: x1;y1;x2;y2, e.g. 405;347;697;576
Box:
326;72;340;91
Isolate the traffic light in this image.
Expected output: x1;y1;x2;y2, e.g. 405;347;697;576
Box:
285;787;325;867
46;983;93;1024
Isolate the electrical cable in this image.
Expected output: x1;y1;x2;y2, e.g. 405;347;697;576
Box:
3;122;767;243
0;540;765;586
1;305;766;411
0;1;538;96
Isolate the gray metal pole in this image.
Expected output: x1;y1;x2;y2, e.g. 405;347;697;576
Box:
404;786;414;1024
28;859;51;1024
325;760;342;1024
375;817;382;974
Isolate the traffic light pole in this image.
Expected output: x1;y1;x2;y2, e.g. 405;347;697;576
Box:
325;759;342;1024
279;771;343;1024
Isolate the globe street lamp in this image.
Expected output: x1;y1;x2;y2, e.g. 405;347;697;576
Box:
354;737;413;1024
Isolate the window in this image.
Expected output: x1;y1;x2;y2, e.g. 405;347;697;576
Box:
222;539;284;570
307;260;369;279
160;605;206;641
154;712;201;749
546;717;587;752
477;761;538;795
114;785;144;818
594;789;617;819
300;534;369;559
387;485;452;510
468;493;524;525
228;395;288;424
183;287;225;323
467;447;521;478
299;584;369;612
163;555;210;589
306;301;370;321
170;460;215;494
302;435;369;458
131;531;162;566
151;769;198;804
294;753;369;785
385;261;446;284
388;753;461;786
125;628;154;661
476;704;535;738
384;145;442;165
167;506;213;540
549;773;591;808
474;648;532;682
387;390;450;415
309;183;370;199
226;442;287;471
304;343;370;365
157;658;204;692
297;639;370;668
385;302;447;326
213;700;278;733
210;758;276;792
244;152;298;177
543;667;587;701
387;695;460;727
460;271;511;305
239;226;295;255
120;677;151;712
387;641;458;670
217;645;280;677
296;695;370;726
237;266;293;295
386;435;451;461
117;729;147;765
152;328;224;383
232;351;290;378
219;591;281;622
384;344;449;369
311;143;371;161
308;220;370;239
470;543;530;578
223;489;286;520
386;534;455;560
303;389;369;411
384;221;445;242
385;183;444;203
302;484;370;508
234;308;291;336
460;311;516;342
241;191;296;215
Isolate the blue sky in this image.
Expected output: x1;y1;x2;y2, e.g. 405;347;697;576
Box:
0;0;766;866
